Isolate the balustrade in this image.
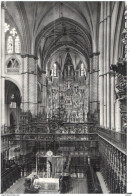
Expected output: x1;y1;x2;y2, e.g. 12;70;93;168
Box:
98;127;126;151
99;137;126;193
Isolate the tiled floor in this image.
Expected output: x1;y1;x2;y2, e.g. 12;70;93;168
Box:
3;177;88;194
67;178;88;194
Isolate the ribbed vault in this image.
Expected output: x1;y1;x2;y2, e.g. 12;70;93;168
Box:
5;1;100;57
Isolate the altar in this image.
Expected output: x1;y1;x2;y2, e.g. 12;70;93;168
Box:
36;150;65;178
24;151;66;193
33;177;59;192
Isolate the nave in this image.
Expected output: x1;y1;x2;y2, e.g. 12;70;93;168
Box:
1;1;127;194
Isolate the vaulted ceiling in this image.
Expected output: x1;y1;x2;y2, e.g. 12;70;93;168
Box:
5;1;119;70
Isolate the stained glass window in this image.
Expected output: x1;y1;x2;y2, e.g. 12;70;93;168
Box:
15;36;21;53
51;63;57;76
7;36;13;53
80;63;86;76
10;28;17;36
5;23;10;33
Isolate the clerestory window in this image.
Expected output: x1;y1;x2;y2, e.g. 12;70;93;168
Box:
80;63;86;76
51;63;57;76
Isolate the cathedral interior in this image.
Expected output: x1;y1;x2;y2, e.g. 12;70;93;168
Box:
1;1;127;194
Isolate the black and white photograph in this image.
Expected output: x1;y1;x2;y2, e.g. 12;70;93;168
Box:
0;0;129;194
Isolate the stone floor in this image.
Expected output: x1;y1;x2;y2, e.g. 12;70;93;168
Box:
4;173;110;194
67;178;88;194
3;177;25;194
3;177;88;194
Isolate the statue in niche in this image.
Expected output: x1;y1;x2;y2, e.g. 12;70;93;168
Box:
59;126;64;133
83;112;85;121
79;113;83;122
68;65;70;76
64;112;67;121
84;126;87;133
84;112;87;122
68;114;70;122
72;113;76;122
47;160;52;178
71;114;74;122
48;113;51;119
75;86;79;94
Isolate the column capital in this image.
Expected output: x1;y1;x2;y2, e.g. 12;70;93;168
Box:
89;52;100;58
21;54;38;60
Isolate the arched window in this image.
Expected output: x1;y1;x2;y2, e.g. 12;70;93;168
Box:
7;58;19;73
51;63;57;76
7;36;13;53
80;63;86;76
15;36;21;53
6;26;21;54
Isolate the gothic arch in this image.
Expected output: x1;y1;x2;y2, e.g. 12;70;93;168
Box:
35;17;92;57
5;78;22;99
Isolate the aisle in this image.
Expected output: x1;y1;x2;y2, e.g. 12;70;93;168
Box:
96;172;110;193
3;177;25;194
67;178;88;194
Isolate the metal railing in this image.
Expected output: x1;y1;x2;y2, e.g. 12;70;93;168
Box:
97;127;126;152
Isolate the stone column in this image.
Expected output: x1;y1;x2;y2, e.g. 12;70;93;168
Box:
21;56;29;112
99;2;104;126
1;3;6;126
28;57;38;115
106;2;111;128
89;57;93;114
110;71;115;130
88;71;90;115
42;72;47;113
21;55;38;116
115;98;121;131
91;54;99;120
103;2;107;128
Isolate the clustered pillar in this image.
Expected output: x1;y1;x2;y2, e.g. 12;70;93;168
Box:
110;72;115;129
21;55;38;116
89;53;99;121
40;72;47;114
1;2;6;126
99;2;117;130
